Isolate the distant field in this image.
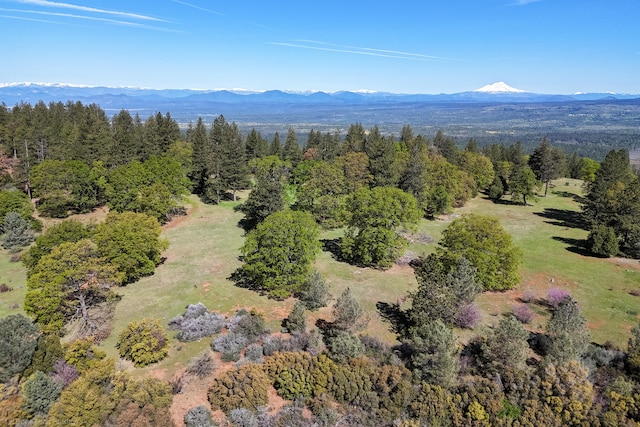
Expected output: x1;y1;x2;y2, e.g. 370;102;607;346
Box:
2;179;638;378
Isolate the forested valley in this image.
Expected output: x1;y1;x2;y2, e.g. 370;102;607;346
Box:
1;100;640;426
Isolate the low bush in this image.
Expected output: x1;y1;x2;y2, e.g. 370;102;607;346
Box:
513;304;534;324
547;288;570;308
169;303;227;342
117;318;169;367
184;404;216;427
212;332;249;362
454;303;481;329
187;351;216;379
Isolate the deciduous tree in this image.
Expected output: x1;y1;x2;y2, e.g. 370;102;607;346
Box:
438;214;522;291
234;210;321;299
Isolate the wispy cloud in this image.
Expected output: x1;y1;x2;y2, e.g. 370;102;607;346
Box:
0;7;179;32
15;0;164;21
170;0;224;16
269;39;460;62
0;12;62;24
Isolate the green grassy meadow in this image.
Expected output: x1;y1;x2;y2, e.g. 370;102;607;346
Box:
2;179;639;377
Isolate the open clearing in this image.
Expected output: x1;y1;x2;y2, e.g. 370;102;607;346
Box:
2;179;638;380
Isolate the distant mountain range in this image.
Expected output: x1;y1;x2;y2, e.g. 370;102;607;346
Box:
2;82;640;159
1;82;638;110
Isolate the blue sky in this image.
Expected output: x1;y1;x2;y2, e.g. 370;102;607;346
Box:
1;0;639;94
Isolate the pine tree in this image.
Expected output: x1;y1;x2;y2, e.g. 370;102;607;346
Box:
333;287;365;331
188;117;211;194
283;127;302;167
546;296;590;363
409;319;459;388
269;132;283;159
528;137;565;196
1;211;34;251
364;126;398;187
284;301;307;333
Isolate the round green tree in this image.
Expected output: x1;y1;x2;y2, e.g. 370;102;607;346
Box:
233;210;321;299
117;318;169;367
438;214;522;291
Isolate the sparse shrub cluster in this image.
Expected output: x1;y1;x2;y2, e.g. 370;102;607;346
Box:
513;304;535;324
169;302;227;342
187;351;216;379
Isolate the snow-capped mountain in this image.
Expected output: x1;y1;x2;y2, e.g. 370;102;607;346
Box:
473;82;526;93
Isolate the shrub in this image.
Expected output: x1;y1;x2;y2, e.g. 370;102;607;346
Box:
184;404;216;427
283;301;307;333
547;288;570;308
453;303;481;329
587;224;619;257
187;352;216;379
169;303;227;342
299;270;330;311
513;304;535;324
244;344;264;364
22;371;63;416
208;364;270;413
212;332;249;362
50;359;79;387
229;309;268;342
117;318;169;367
263;351;315;399
327;331;365;363
0;283;12;293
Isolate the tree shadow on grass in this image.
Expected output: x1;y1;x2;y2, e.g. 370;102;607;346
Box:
551;190;585;204
534;208;588;230
320;238;344;262
552;236;597;257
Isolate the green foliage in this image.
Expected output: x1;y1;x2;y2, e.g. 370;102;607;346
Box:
488;175;505;200
240;156;290;230
22;219;93;274
45;359;116;427
410;383;463;425
263;351;315;399
341;186;421;268
23;334;64;377
207;363;270;413
284;301;307;333
21;371;63;416
63;337;107;372
106;156;188;222
439;214;522;291
0;189;37;232
299;269;330;311
332;287;365;332
587;224;619;257
327;357;375;405
0;314;40;382
529;137;566;196
326;331;365;363
24;239;122;334
1;211;34;251
234;210;321;298
117;318;169;367
539;361;594;426
93;211;168;283
546;297;591;363
510;166;540;205
583;149;640;258
295;161;347;228
481;315;530;374
409;319;459;388
628;322;640;375
364;126;399;187
31;159;101;217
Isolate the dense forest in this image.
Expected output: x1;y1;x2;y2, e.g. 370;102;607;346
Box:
1;100;640;426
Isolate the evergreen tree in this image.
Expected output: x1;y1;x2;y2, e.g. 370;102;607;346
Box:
528;137;565;196
245;128;268;160
1;211;34;251
510;166;539;205
0;314;40;382
481;315;530;374
269;132;283;159
284;301;307;333
283;127;302;167
546;296;590;363
188;117;211;194
364;126;398;187
409;319;459;388
343;123;365;153
240;156;289;230
299;269;330;310
333;287;365;332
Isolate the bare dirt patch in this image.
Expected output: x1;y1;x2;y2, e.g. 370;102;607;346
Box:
606;257;640;271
